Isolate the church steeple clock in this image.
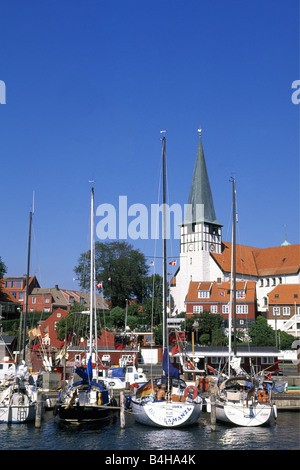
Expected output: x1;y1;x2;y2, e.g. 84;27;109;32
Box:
170;129;223;314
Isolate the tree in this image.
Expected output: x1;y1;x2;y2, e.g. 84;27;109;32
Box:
180;311;225;345
0;256;7;289
74;241;149;308
248;316;276;346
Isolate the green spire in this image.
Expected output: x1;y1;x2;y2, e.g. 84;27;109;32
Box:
184;132;222;226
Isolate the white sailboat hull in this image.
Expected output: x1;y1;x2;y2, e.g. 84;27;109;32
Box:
131;399;202;428
216;400;276;427
0;398;36;423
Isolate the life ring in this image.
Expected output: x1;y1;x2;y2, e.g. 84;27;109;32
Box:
184;385;198;399
257;389;269;403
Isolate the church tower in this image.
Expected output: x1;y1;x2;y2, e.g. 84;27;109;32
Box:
170;130;222;314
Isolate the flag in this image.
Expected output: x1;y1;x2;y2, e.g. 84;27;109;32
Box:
171;344;181;355
163;348;180;379
96;281;103;288
169;260;177;266
220;291;225;296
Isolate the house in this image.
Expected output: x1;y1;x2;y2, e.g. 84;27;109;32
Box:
185;280;257;328
0;275;40;313
28;307;115;372
0;335;18;361
267;284;300;336
0;289;20;315
170;345;281;376
28;285;109;313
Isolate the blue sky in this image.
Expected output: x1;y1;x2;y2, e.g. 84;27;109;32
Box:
0;0;299;290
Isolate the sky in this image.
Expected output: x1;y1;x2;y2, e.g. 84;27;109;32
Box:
0;0;299;291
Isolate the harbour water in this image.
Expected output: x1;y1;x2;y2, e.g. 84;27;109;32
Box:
0;410;299;453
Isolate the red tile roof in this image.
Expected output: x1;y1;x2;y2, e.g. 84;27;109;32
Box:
268;284;300;305
185;280;256;303
211;242;300;277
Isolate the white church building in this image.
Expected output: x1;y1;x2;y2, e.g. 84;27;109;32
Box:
169;133;300;337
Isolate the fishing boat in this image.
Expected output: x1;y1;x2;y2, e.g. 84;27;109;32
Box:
130;134;202;428
215;178;277;426
0;362;37;424
53;188;117;424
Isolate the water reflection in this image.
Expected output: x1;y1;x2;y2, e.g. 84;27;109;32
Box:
0;411;299;451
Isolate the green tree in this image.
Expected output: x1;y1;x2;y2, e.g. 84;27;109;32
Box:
0;256;7;288
278;330;295;350
74;241;149;308
248;316;276;346
180;311;225;345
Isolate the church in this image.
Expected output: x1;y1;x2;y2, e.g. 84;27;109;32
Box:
169;132;300;337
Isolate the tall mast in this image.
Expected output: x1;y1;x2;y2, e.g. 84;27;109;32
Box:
90;187;95;358
162;135;168;352
23;209;32;362
232;178;237;356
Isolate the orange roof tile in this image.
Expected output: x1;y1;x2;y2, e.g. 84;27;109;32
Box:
268;284;300;305
211;242;300;277
185;280;256;303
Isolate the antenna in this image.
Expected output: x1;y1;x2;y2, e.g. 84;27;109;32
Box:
32;191;35;215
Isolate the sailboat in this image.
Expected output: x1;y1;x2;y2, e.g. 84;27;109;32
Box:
130;134;203;428
215;178;277;426
0;207;37;423
53;188;117;424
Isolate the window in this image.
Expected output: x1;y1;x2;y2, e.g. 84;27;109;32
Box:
236;290;246;299
266;279;269;287
45;298;50;303
262;357;275;365
236;305;248;314
211;357;225;365
11;281;15;287
283;307;290;316
5;281;9;288
32;297;36;304
43;308;50;313
16;281;21;288
259;279;263;287
222;305;230;314
272;278;276;286
57;312;61;318
193;305;203;313
198;291;209;298
210;305;218;313
19;292;24;301
273;307;280;316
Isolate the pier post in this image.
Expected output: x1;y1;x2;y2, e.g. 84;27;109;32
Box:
120;391;125;429
35;390;43;428
210;393;216;431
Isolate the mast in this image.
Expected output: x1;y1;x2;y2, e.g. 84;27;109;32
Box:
89;187;95;359
23;209;32;362
162;134;168;352
232;178;237;356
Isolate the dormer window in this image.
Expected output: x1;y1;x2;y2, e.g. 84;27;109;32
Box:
198;291;210;298
236;290;246;299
